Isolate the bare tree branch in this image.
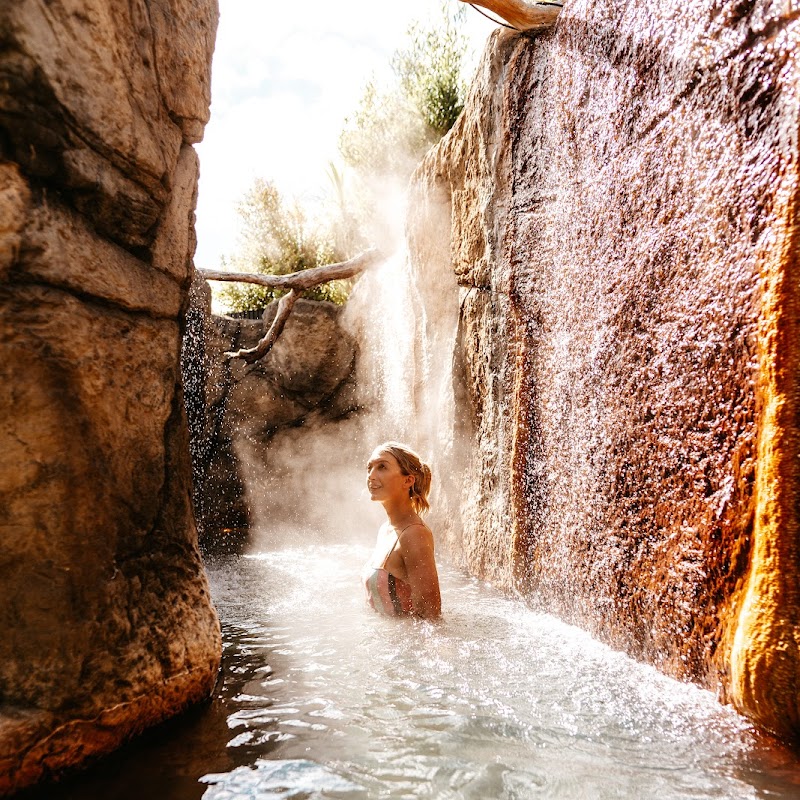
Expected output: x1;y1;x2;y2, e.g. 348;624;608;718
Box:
224;289;300;363
197;248;382;363
197;248;381;292
459;0;562;31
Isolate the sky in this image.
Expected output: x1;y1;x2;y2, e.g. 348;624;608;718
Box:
193;1;497;270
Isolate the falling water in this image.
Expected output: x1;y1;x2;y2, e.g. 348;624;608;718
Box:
343;250;421;442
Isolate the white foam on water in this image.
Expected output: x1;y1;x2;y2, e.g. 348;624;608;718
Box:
198;543;800;800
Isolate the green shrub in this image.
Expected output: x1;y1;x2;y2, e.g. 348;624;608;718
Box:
339;5;468;180
216;179;351;313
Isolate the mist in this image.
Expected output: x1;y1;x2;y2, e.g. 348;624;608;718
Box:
222;181;467;563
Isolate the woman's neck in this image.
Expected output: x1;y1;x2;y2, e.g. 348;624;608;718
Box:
382;498;417;528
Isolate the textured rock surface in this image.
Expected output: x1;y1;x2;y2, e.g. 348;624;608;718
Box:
408;2;800;740
0;0;221;792
183;288;359;540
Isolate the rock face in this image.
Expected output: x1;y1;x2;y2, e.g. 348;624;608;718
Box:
183;287;359;540
408;4;800;740
0;1;221;792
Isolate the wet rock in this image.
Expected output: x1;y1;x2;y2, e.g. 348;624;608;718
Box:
182;292;358;540
409;3;800;742
0;0;221;793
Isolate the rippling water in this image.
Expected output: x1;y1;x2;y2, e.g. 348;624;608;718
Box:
35;542;800;800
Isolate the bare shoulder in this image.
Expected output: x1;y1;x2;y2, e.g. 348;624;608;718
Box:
399;522;434;551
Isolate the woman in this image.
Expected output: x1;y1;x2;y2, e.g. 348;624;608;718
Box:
362;442;441;619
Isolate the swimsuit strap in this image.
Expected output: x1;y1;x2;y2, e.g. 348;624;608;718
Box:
379;522;424;569
396;522;423;537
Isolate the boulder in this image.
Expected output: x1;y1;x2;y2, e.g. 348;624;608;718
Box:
0;0;221;792
408;1;800;741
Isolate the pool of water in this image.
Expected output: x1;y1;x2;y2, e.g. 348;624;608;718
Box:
31;541;800;799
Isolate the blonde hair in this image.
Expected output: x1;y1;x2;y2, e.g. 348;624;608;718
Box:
376;441;432;515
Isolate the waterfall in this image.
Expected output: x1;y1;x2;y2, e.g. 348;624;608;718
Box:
342;225;465;555
343;250;420;444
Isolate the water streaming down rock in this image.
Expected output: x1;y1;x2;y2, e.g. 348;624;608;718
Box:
404;3;800;741
343;242;464;466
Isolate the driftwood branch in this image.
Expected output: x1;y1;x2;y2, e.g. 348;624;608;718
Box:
197;248;381;363
197;248;381;292
461;0;562;31
225;289;299;363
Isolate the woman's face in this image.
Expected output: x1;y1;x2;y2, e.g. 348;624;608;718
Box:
366;449;412;503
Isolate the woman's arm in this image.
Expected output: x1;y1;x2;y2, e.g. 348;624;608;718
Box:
400;525;441;619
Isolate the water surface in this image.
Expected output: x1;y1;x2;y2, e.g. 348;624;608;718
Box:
32;542;800;799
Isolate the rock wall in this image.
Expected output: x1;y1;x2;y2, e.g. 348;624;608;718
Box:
0;1;221;792
409;2;800;740
183;286;359;542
